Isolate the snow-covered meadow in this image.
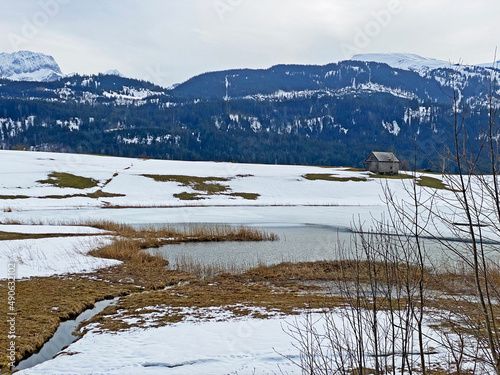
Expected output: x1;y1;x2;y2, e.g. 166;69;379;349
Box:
0;149;417;211
1;150;490;374
0;149;425;279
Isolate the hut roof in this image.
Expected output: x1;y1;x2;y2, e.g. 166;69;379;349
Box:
366;152;399;163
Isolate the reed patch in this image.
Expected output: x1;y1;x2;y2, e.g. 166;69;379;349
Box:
303;173;368;182
417;175;450;190
88;223;278;268
0;221;278;371
37;172;99;189
143;174;260;200
369;173;414;180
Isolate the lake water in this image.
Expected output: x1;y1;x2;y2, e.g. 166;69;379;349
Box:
148;223;457;273
4;205;495;272
150;224;351;269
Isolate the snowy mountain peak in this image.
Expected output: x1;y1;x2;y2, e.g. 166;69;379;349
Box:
0;51;63;82
351;53;455;74
103;69;124;77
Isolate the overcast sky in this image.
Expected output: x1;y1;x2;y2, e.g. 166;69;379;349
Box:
0;0;499;87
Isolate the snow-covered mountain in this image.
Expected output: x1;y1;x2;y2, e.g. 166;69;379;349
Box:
350;53;457;75
0;50;498;170
351;53;500;76
102;69;124;77
0;51;63;82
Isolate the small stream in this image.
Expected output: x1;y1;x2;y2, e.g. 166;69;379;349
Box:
15;297;119;371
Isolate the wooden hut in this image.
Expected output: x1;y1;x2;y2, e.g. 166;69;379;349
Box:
365;152;400;175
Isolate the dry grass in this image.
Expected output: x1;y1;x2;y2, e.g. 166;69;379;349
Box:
0;220;280;372
143;174;231;193
0;276;136;371
1;254;497;373
2;220;496;374
86;190;125;199
78;219;129;233
39;190;125;200
0;190;124;201
171;254;259;279
88;223;278;269
243;260;428;285
0;195;30;200
173;192;204;200
143;174;260;201
344;167;366;172
37;172;99;189
0;259;193;371
0;231;99;241
370;173;414;180
417;176;450;190
228;192;260;200
179;224;279;242
303;173;368;182
85;275;344;333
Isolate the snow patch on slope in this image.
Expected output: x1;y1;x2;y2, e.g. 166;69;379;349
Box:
351;53;455;75
382;120;401;136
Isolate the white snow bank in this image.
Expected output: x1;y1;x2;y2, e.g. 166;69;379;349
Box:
16;307;479;375
0;225;107;234
0;236;119;279
17;315;297;374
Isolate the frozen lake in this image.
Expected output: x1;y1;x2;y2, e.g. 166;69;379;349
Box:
147;222;467;273
0;205;388;228
2;205;479;272
150;224;353;270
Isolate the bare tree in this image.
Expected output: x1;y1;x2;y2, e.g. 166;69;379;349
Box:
285;59;500;374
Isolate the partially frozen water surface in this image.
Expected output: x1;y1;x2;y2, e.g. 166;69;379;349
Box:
149;223;457;271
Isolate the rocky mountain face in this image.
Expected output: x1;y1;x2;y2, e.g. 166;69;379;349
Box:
0;51;63;82
0;52;498;170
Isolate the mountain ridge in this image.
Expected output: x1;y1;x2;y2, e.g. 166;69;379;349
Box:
0;51;498;171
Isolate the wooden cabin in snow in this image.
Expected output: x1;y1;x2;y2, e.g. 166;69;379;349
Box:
365;152;400;175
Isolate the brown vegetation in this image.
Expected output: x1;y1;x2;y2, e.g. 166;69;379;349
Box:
37;172;99;189
0;221;278;372
303;173;368;182
143;174;260;201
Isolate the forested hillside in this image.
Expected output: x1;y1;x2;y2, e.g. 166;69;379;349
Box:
0;59;498;169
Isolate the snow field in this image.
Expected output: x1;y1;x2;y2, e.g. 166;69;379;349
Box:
0;151;496;374
0;235;119;279
15;307;461;375
0;150;431;210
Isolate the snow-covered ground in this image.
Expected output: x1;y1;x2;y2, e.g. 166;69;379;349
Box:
0;150;426;210
0;150;426;281
16;307;451;375
0;222;116;279
1;150;492;279
0;235;118;279
0;224;107;234
1;150;493;374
